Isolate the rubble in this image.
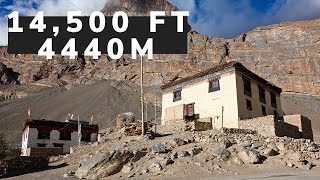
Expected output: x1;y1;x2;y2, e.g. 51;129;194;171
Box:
68;126;320;179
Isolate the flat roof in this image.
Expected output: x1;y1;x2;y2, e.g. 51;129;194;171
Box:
160;61;282;93
23;119;99;132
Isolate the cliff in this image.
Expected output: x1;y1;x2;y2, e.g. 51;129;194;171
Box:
0;0;319;96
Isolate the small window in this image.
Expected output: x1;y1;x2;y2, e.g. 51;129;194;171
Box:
259;86;266;104
246;99;252;111
37;143;46;147
173;90;181;102
274;110;278;117
59;131;72;141
271;92;277;108
243;77;252;97
53;143;64;148
81;133;91;142
261;106;266;116
37;129;50;139
209;79;220;92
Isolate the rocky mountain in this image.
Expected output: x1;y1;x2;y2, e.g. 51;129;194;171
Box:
0;0;319;145
0;0;319;96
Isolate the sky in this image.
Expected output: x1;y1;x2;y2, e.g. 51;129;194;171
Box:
1;0;320;45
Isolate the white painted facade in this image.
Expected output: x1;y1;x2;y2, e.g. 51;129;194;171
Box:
21;122;98;156
161;64;283;129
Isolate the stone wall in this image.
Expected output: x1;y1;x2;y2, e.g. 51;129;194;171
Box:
284;115;313;141
0;156;49;176
239;115;310;140
193;118;213;131
239;115;277;137
274;120;300;139
26;147;63;157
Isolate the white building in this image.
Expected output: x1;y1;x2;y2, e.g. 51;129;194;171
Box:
161;61;283;129
21;119;99;156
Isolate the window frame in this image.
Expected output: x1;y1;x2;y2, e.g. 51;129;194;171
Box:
270;92;277;108
81;133;91;142
208;78;220;93
37;143;46;147
173;90;182;102
246;99;252;111
59;130;72;141
258;85;266;104
243;77;252;97
261;105;266;116
37;129;50;139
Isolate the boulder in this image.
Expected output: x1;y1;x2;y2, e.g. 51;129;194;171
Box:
149;163;162;173
121;163;133;173
261;148;277;156
287;151;303;162
177;151;190;158
233;157;244;165
300;162;313;170
237;148;260;164
213;148;231;161
169;138;187;146
188;147;203;156
152;144;167;153
75;150;134;179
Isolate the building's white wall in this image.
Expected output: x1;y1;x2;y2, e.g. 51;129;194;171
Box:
161;71;239;129
21;127;29;156
24;128;97;154
236;72;283;120
91;133;98;142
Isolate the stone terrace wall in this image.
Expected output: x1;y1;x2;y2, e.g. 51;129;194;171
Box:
239;115;276;137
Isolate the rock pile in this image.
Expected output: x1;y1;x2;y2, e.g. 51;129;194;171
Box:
72;128;320;179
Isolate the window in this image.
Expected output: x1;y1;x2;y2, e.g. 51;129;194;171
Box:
59;131;71;141
209;79;220;92
274;110;278;117
81;133;91;142
37;129;50;139
37;143;46;147
173;90;181;102
271;92;277;108
246;99;252;111
53;143;64;151
259;86;266;104
261;106;266;116
243;77;252;97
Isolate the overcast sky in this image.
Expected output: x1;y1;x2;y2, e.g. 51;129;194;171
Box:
1;0;320;45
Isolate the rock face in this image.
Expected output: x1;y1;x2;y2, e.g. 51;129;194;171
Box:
75;149;134;179
0;0;319;96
